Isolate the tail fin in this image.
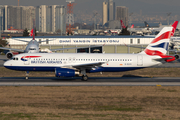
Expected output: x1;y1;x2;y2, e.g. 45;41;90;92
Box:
140;27;173;56
30;29;33;37
120;20;126;29
130;24;134;28
144;21;149;27
171;21;178;36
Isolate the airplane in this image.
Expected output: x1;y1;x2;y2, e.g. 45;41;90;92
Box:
103;20;134;35
4;27;176;81
120;20;150;35
0;28;100;59
126;21;179;58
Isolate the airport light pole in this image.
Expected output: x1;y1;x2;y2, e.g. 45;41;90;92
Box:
0;6;2;39
93;12;98;30
167;12;171;25
129;12;133;27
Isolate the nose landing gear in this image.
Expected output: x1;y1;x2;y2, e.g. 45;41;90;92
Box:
25;71;29;80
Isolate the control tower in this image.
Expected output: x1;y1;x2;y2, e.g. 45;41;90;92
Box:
66;0;75;35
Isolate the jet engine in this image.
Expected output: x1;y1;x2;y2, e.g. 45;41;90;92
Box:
6;52;13;59
174;54;179;60
55;68;79;77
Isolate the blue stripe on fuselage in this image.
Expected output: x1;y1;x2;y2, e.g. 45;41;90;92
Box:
4;66;145;72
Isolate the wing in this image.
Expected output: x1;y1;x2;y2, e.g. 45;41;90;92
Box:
50;45;102;52
39;39;55;43
125;45;146;49
0;47;24;52
62;62;106;70
168;49;180;53
13;39;30;42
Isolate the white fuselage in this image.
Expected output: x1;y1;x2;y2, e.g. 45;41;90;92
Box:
4;53;162;72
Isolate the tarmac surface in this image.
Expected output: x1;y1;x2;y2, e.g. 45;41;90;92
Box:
0;77;180;86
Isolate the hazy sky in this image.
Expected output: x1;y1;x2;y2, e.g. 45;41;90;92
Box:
1;0;180;16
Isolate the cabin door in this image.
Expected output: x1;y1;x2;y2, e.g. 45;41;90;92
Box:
137;55;143;66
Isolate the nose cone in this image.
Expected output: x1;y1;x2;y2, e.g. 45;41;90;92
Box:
3;60;11;68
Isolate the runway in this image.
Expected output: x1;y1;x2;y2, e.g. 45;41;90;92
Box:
0;77;180;86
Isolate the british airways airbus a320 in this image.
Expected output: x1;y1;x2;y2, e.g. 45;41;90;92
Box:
4;27;176;80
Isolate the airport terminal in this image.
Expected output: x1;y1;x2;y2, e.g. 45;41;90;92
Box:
7;36;154;53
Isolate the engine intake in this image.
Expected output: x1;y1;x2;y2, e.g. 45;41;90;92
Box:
174;54;179;60
55;68;79;77
6;52;13;59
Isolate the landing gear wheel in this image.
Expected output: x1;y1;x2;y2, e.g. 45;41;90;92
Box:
25;71;29;80
82;75;88;81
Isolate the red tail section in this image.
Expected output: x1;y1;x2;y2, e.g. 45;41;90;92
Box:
130;24;134;28
30;29;33;37
171;21;178;37
120;20;126;29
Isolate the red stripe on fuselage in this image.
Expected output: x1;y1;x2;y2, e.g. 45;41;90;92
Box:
151;31;171;44
23;56;41;58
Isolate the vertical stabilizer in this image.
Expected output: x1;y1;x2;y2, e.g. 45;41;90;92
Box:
140;27;173;56
120;20;126;29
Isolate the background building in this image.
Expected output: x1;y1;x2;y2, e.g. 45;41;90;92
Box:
55;5;66;34
36;5;66;33
108;0;115;21
36;5;46;32
102;1;108;25
116;6;129;27
0;5;35;31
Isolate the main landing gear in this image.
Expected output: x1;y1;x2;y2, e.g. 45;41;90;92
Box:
82;75;88;81
25;71;29;80
81;69;88;81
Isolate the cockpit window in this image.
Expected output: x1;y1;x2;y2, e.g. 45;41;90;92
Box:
29;48;36;50
12;57;18;60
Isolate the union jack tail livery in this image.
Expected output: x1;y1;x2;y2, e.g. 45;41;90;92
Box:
140;27;175;62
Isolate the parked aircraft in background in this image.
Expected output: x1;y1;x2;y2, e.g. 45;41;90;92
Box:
0;29;100;59
126;21;179;59
119;20;150;35
4;27;176;80
103;20;134;35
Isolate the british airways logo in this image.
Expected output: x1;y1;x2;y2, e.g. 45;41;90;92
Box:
21;56;41;61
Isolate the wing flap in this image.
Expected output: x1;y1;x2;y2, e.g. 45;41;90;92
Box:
0;47;24;52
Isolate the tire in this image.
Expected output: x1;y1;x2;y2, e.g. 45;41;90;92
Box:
82;75;88;81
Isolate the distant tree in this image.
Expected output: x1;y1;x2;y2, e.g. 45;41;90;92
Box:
35;28;37;36
119;27;130;35
23;28;29;36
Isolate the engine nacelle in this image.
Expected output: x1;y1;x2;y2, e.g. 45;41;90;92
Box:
55;68;79;77
174;54;179;60
6;52;13;59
